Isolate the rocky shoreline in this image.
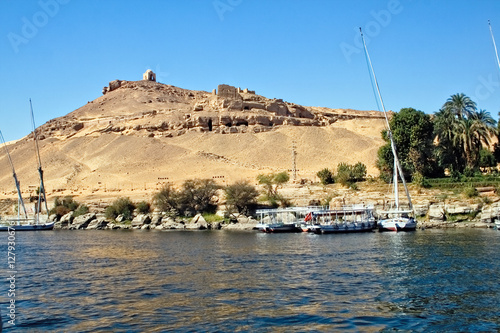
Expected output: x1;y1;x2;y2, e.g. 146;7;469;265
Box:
52;212;260;231
47;199;500;231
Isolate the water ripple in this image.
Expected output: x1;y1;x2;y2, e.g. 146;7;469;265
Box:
1;229;499;331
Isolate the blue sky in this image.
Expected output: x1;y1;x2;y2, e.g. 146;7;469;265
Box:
1;0;500;142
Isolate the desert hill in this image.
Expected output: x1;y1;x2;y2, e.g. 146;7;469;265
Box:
0;73;387;203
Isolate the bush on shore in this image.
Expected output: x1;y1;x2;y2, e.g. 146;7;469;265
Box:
50;196;88;218
105;197;135;221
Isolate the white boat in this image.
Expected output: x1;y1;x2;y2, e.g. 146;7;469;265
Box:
359;28;416;232
308;205;376;234
256;207;318;233
0;100;53;231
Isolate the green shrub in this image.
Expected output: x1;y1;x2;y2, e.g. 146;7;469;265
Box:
154;179;220;216
105;197;136;220
257;171;290;207
154;184;180;214
317;168;335;185
50;196;80;218
336;162;367;187
73;205;89;217
463;186;479;198
412;172;431;188
136;201;151;214
225;181;259;215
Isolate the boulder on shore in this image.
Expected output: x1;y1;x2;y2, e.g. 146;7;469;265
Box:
70;213;96;230
185;214;209;230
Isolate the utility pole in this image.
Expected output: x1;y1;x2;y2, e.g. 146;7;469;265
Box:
291;141;297;182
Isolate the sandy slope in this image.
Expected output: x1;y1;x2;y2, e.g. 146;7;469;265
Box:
0;80;387;206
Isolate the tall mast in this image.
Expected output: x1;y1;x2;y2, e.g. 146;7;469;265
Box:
489;20;500;74
359;28;412;210
30;99;49;221
0;130;28;218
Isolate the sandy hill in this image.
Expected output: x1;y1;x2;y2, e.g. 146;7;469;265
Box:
0;75;387;203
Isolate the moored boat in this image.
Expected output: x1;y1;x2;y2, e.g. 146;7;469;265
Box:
256;207;321;233
0;219;55;231
0;100;52;231
309;205;376;234
359;28;416;232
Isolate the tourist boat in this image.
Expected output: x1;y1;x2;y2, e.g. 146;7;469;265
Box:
359;28;416;232
309;205;376;234
256;207;315;233
0;100;54;231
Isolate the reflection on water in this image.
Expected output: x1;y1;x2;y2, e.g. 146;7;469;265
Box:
1;229;499;331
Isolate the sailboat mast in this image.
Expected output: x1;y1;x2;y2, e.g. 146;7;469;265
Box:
30;99;49;221
359;28;412;210
0;130;28;218
489;20;500;74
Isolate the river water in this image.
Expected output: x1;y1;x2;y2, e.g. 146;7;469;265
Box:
1;229;499;332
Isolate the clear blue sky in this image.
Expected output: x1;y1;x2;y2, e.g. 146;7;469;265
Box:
1;0;500;142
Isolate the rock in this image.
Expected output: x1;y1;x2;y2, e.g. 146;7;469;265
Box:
186;214;208;230
116;214;125;223
150;214;163;226
211;222;222;230
476;205;500;222
161;217;185;230
413;203;429;217
49;214;58;222
87;217;108;230
132;214;151;227
60;211;74;227
446;204;479;215
428;204;445;220
70;213;96;230
141;224;150;230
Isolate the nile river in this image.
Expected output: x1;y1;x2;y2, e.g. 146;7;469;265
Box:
1;229;500;332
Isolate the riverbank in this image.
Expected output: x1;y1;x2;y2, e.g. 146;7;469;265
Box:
1;181;500;230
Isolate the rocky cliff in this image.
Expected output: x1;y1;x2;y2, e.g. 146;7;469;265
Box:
37;80;384;140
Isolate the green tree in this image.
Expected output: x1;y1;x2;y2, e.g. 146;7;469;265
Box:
154;184;181;214
335;162;367;187
443;93;476;118
224;181;259;215
435;94;496;171
351;162;367;181
377;108;437;180
50;196;81;218
105;197;136;221
136;201;151;214
434;107;465;172
317;168;335;185
257;171;290;207
336;162;353;187
178;179;220;215
479;148;496;169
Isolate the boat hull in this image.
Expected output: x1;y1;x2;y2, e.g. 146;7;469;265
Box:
261;223;302;233
0;222;55;231
378;218;416;232
314;222;375;234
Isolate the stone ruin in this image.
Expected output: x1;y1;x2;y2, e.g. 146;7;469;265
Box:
102;79;124;95
215;84;255;98
103;70;157;95
143;69;156;82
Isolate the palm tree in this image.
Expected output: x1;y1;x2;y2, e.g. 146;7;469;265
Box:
434;107;464;171
443;93;477;119
435;95;497;171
